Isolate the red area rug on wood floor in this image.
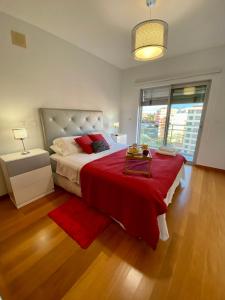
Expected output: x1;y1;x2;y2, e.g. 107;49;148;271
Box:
48;197;112;249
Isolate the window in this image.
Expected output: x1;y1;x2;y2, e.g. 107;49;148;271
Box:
139;86;170;148
138;82;210;162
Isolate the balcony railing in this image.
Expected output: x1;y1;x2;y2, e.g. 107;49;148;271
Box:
140;122;198;161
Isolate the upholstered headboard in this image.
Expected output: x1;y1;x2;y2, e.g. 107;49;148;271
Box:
39;108;104;151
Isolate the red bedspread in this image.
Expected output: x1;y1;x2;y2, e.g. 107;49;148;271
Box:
80;149;185;249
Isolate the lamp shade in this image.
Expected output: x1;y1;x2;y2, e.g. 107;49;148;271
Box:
12;128;27;139
113;122;120;129
132;19;168;61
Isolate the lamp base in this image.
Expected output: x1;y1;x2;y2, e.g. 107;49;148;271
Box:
21;151;30;155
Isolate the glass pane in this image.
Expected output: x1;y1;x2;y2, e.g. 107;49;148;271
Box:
167;103;203;161
141;86;170;106
171;85;207;104
139;105;168;148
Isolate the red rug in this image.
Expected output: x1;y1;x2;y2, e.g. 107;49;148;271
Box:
48;197;112;249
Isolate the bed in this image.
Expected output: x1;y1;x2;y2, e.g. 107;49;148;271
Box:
40;108;185;248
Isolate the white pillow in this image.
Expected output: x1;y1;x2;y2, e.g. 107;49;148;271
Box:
52;136;82;156
92;131;115;146
50;145;64;156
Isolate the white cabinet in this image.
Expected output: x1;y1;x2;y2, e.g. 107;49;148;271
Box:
111;134;127;145
0;149;54;208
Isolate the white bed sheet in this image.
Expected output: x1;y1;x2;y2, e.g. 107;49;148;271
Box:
51;143;127;185
51;146;184;242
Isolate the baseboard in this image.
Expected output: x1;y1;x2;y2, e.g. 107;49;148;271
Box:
196;164;225;173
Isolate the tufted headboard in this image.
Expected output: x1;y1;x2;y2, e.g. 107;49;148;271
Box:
39;108;104;151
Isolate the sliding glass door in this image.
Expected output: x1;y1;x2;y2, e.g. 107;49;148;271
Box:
139;104;168;148
139;86;170;148
138;82;210;162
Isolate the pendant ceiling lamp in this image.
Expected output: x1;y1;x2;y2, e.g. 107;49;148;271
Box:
132;0;168;61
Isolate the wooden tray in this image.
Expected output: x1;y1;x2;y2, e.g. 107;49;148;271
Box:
124;152;152;177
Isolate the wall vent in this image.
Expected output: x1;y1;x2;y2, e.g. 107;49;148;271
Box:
11;31;27;48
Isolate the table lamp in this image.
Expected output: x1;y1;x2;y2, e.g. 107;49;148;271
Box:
113;122;119;136
12;128;30;155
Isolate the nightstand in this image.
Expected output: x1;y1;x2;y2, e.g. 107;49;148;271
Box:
0;149;54;208
111;134;127;145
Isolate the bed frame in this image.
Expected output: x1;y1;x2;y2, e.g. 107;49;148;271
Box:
39;107;104;195
39;108;104;151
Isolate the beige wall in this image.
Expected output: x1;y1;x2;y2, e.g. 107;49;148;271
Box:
0;12;121;195
120;46;225;169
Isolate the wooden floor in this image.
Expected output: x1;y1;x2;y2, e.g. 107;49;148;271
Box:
0;165;225;300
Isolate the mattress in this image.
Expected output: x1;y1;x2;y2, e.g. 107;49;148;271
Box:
51;146;184;241
51;143;127;185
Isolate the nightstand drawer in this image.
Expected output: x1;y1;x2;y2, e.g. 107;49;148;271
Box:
7;153;50;177
10;166;54;207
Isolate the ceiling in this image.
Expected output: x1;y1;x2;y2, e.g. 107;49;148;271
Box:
0;0;224;69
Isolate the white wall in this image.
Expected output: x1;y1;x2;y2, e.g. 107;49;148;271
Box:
120;46;225;169
1;11;225;197
0;12;121;195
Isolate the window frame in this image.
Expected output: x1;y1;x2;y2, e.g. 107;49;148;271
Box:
137;80;211;164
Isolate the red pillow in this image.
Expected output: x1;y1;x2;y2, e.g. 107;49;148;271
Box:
74;135;93;154
88;134;109;147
